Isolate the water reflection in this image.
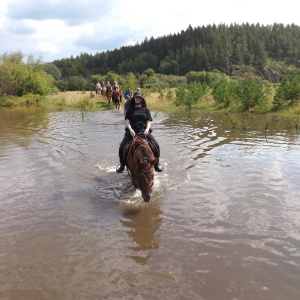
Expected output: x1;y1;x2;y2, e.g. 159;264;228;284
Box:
1;108;300;299
120;205;162;264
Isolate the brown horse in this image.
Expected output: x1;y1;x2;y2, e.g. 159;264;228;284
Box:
126;135;157;202
112;88;122;109
101;86;107;99
106;86;112;103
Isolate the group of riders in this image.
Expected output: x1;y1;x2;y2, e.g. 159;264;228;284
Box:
95;81;142;110
95;81;127;110
95;81;164;174
95;80;120;92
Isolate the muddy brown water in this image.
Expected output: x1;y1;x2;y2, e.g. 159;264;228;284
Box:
0;107;300;300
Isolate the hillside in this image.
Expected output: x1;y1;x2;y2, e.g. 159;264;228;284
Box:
52;23;300;82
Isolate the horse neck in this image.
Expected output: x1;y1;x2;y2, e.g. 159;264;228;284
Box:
133;137;154;159
126;137;144;163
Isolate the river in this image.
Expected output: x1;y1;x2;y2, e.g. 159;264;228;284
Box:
0;107;300;300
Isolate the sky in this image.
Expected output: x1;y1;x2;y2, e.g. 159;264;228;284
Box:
0;0;299;63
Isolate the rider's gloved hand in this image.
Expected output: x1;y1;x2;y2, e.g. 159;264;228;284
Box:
129;128;136;137
144;128;149;135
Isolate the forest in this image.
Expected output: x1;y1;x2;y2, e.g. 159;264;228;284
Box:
51;23;300;84
1;23;300;113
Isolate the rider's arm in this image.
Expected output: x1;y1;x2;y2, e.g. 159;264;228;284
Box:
145;120;151;130
126;119;136;136
125;119;132;131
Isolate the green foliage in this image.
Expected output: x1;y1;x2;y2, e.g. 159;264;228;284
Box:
212;79;238;108
20;93;43;106
228;115;249;130
291;116;300;132
105;71;121;85
65;75;87;91
166;89;174;100
0;93;43;107
273;73;300;109
123;72;138;90
174;82;206;108
186;71;207;84
143;68;155;77
235;78;267;111
43;63;62;80
186;70;230;86
0;52;57;97
52;23;300;83
158;87;164;100
77;98;96;110
139;74;148;87
90;74;103;86
158;59;178;74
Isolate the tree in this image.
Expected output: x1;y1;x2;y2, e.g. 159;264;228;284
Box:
43;63;62;80
235;78;267;111
143;68;155;77
212;80;237;108
0;52;56;97
274;73;300;108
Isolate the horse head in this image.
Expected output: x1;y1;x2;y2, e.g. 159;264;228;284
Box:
127;137;156;202
136;154;157;202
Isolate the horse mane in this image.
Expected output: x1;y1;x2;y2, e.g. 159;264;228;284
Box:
126;136;156;202
132;138;156;166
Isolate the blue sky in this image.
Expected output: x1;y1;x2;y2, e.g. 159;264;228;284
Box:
0;0;299;63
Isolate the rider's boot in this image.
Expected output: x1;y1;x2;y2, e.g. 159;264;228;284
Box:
116;163;125;173
154;159;164;172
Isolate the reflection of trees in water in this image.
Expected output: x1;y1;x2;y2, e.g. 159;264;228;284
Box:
120;205;163;264
0;108;50;149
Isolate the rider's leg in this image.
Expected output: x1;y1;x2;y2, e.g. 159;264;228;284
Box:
116;133;131;173
146;134;164;172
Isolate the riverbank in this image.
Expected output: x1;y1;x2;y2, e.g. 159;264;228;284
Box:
1;89;300;118
46;90;300;116
44;90;175;112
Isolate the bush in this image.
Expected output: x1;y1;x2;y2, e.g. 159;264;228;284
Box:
273;73;300;109
0;52;57;97
174;83;207;108
212;80;237;108
235;78;268;112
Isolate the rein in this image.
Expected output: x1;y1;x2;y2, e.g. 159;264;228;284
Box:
126;135;152;163
126;136;154;192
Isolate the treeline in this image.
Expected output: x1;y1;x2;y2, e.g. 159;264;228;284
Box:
1;50;300;113
0;52;57;95
52;23;300;84
179;71;300;112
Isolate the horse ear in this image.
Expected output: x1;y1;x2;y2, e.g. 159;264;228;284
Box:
150;157;157;165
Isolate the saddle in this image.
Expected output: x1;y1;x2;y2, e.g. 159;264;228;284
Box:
122;137;158;164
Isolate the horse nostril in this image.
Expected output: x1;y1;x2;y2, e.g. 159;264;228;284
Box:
143;194;150;202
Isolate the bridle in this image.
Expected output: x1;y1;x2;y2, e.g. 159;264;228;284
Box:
139;166;154;189
129;136;155;194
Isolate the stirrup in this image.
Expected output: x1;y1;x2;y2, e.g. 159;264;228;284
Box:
116;164;125;173
155;163;164;172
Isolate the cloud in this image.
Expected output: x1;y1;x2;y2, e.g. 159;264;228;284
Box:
1;0;300;62
7;0;112;25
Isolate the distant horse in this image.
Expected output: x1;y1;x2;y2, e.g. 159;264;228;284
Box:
125;135;157;202
106;86;112;103
112;89;122;109
95;87;102;97
101;86;107;99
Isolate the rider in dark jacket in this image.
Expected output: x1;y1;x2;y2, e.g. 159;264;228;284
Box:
116;92;164;173
123;86;133;100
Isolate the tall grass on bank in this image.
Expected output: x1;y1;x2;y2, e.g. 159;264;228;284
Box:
45;91;111;110
1;88;300;118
